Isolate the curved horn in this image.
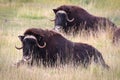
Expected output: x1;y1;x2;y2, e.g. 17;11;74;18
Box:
66;15;74;22
24;35;46;48
49;19;55;21
56;10;74;22
36;41;46;48
15;45;23;50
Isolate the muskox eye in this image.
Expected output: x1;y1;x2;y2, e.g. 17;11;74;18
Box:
38;37;42;41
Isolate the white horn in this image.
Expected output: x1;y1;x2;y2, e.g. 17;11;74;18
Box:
36;41;46;48
15;45;23;50
66;15;74;22
24;35;46;48
57;10;74;22
49;19;55;21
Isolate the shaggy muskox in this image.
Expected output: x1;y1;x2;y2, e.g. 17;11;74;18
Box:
53;5;117;34
15;28;109;69
113;28;120;45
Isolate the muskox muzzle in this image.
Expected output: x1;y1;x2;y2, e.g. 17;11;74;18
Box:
53;10;74;31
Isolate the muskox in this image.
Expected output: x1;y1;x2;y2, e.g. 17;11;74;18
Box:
113;28;120;45
53;5;117;34
15;28;109;69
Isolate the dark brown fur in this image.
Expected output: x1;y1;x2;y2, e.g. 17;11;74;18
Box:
17;28;109;69
53;5;117;33
113;28;120;44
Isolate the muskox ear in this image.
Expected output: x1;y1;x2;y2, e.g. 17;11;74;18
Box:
53;9;58;13
18;35;24;42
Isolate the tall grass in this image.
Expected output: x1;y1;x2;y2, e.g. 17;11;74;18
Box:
0;0;120;80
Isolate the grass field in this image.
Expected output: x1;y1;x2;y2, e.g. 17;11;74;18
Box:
0;0;120;80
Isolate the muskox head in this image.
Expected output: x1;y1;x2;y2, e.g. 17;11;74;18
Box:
53;10;74;31
15;35;46;62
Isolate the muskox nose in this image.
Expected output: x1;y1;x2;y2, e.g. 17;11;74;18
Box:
54;26;61;32
23;56;31;61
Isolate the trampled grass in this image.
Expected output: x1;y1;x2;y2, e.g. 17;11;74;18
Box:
0;0;120;80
